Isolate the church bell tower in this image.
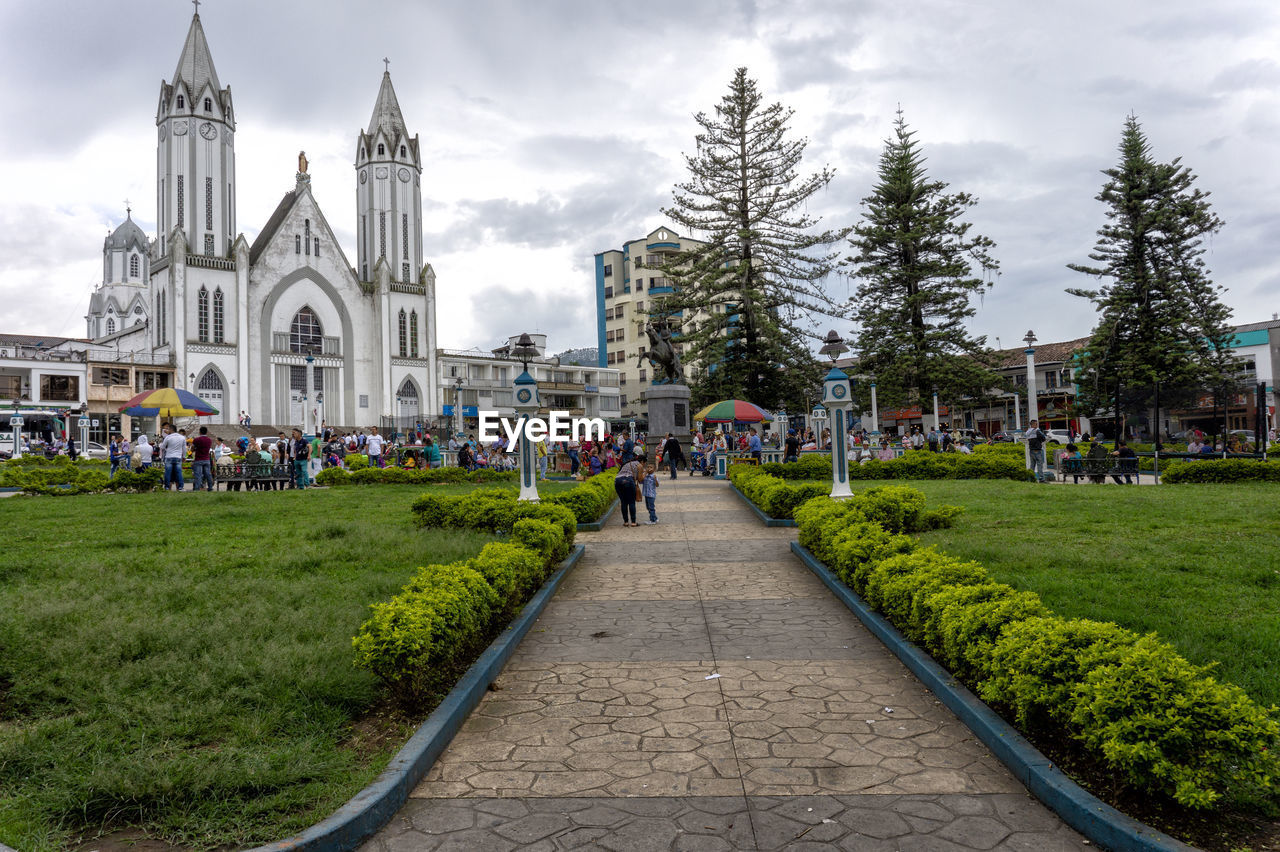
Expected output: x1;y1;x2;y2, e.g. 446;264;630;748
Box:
155;4;236;259
355;66;423;284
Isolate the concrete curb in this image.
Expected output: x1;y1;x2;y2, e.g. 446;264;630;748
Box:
789;541;1197;852
728;482;798;527
576;498;619;532
245;544;585;852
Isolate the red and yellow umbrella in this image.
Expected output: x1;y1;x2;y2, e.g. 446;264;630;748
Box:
118;387;219;418
693;399;773;423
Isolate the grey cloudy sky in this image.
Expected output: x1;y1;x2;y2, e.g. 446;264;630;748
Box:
0;0;1277;353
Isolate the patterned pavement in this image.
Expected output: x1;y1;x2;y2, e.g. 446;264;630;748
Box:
362;477;1087;851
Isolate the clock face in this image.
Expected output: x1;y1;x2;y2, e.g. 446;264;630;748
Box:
173;120;189;136
159;125;167;141
398;168;411;182
375;167;389;179
516;388;532;404
832;384;847;399
199;122;217;140
359;170;367;184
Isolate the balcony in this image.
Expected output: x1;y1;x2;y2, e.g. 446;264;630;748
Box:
272;333;342;356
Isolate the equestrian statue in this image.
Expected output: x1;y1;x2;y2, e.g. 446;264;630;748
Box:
638;322;684;384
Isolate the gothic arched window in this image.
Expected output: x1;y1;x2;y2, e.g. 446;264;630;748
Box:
409;310;419;358
129;254;139;279
398;378;418;398
197;286;209;342
289;306;323;353
295;235;301;254
397;309;408;358
399;145;406;157
304;219;311;256
204;97;212;112
176;94;184;109
198;369;223;391
212;288;224;343
106;318;115;336
377;143;385;156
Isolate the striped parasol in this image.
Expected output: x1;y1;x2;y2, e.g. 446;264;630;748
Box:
118;387;219;417
693;399;773;424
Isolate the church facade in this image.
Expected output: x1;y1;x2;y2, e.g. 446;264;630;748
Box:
84;10;438;428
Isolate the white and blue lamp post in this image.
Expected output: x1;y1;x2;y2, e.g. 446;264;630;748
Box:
1023;330;1038;470
819;330;853;499
511;333;541;503
869;377;880;441
304;349;316;438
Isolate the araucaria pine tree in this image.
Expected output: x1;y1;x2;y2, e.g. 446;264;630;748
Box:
847;111;1001;413
1067;115;1234;437
654;67;849;410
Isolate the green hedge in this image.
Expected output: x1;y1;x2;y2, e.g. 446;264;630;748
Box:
543;470;618;524
353;491;576;707
314;466;517;486
1162;459;1280;484
730;464;964;524
0;457;163;495
758;451;1032;483
792;489;1280;810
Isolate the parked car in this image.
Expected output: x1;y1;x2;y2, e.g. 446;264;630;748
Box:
82;441;109;460
1045;429;1073;445
990;431;1017;443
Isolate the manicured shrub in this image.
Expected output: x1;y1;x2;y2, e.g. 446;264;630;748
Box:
511;517;570;568
471;542;544;603
790;481;1280;811
545;471;617;523
345;453;369;470
1163;459;1280;484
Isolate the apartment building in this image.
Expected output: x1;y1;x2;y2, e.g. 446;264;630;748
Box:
594;226;706;420
437;334;621;434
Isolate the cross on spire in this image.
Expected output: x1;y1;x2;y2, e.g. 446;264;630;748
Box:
383;57;391;73
192;0;200;14
124;198;132;217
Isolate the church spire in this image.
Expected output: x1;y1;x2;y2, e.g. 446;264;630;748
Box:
172;7;222;101
367;69;408;142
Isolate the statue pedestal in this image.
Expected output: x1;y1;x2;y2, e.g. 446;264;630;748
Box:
643;384;692;465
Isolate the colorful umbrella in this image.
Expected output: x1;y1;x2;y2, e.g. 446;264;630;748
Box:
118;387;219;417
693;399;773;423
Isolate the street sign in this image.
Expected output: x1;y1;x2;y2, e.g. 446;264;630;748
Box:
9;416;22;427
91;419;100;427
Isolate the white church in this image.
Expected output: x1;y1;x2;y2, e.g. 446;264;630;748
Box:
86;8;439;428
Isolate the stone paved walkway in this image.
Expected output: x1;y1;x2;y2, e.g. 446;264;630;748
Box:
363;478;1087;851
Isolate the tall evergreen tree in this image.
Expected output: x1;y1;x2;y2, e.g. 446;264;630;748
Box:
846;111;1001;413
654;67;849;411
1067;116;1234;437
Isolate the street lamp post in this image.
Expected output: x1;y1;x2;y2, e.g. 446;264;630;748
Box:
511;332;541;502
1023;330;1038;470
869;377;880;440
453;376;464;441
819;330;853;499
304;349;316;437
931;385;940;431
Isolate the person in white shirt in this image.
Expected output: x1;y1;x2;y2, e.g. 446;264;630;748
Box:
159;423;188;491
366;426;385;469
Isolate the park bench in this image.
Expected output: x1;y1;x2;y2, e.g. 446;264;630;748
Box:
1058;456;1139;484
215;461;294;490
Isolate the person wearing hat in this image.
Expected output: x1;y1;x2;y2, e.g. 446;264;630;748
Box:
784;428;800;463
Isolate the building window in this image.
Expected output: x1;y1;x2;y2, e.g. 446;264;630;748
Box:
176;175;184;229
603;264;613;277
397;309;408;357
399;144;406;157
304;219;311;255
106;318;116;335
636;279;644;291
314;237;320;257
604;286;613;298
204;234;214;256
289;365;323;392
377;143;385;156
204;97;212;112
176;94;184;109
402;213;408;262
289;306;323;353
636;301;645;312
402;262;410;282
205;177;213;230
198;369;223;391
1044;371;1058;389
410;311;420;358
638;369;646;381
379;212;386;257
213;288;224;343
295;234;301;254
40;375;80;402
197;286;209;342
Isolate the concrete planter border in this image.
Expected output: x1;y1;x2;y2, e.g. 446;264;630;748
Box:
789;541;1196;852
575;498;619;532
246;545;585;852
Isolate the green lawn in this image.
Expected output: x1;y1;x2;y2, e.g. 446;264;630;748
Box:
815;480;1280;708
0;482;571;851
